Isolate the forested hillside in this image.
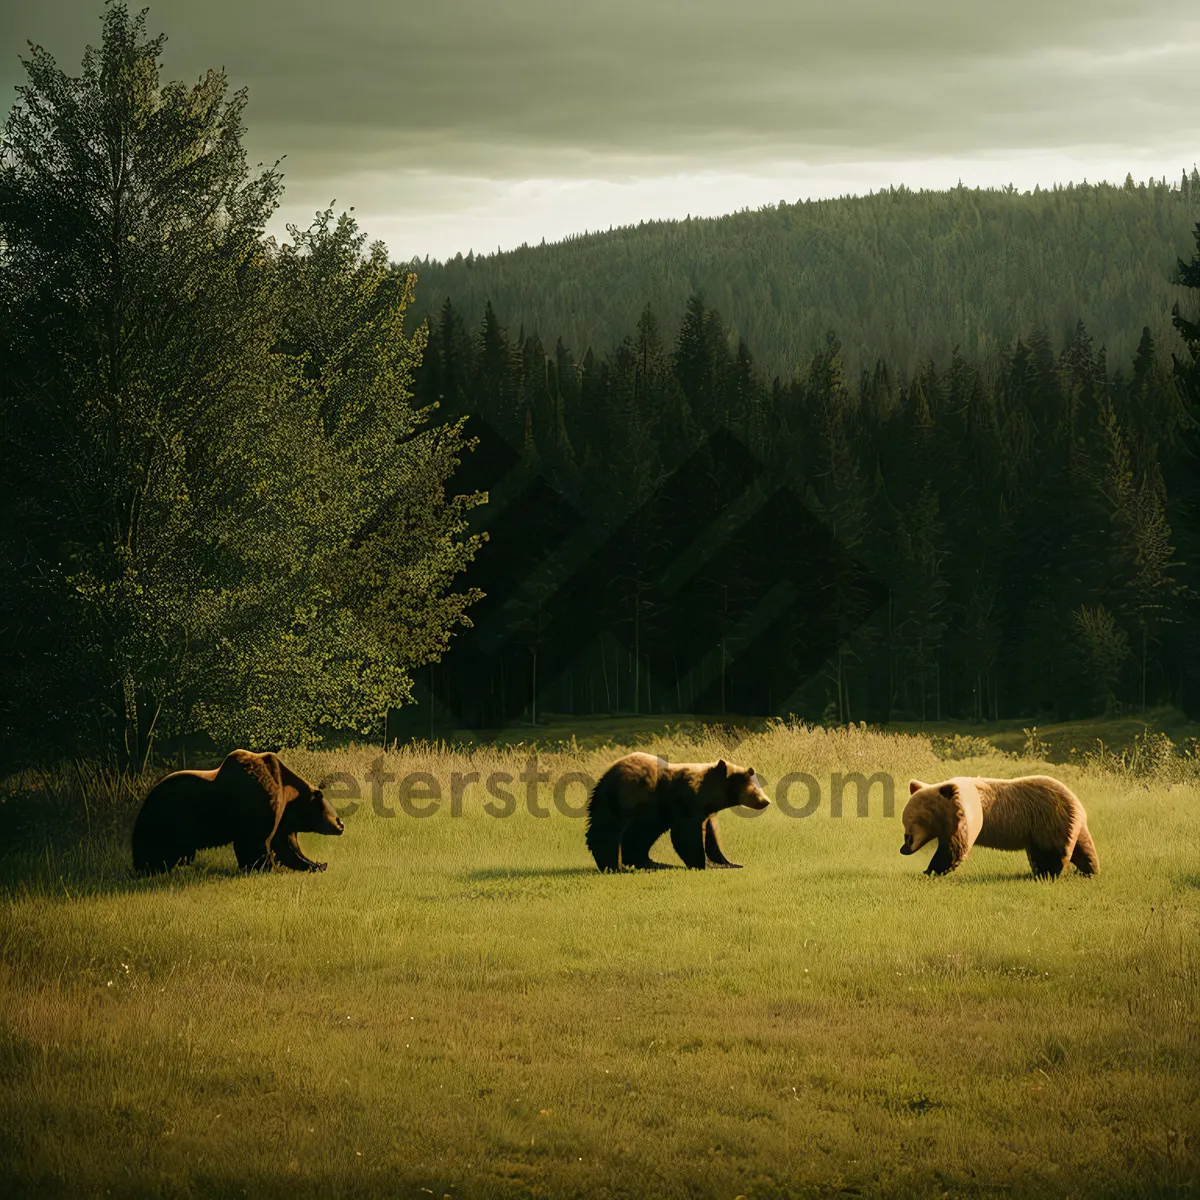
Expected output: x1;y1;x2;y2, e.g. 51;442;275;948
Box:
404;174;1200;383
398;214;1200;734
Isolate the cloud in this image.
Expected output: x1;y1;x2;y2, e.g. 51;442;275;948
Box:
2;0;1197;257
5;2;1197;164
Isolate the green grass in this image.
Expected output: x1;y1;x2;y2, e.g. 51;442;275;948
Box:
1;722;1198;1198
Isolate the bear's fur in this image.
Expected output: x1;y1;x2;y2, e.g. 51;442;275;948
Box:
585;752;770;871
901;774;1099;878
132;749;344;874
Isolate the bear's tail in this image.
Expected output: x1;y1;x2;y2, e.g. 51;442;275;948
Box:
584;770;622;872
1070;824;1099;876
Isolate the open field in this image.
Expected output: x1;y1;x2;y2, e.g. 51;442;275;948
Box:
1;721;1198;1198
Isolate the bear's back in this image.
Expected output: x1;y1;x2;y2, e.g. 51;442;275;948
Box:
600;752;664;815
135;768;237;849
141;769;218;812
975;775;1082;850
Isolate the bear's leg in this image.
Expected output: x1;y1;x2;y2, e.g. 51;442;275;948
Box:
271;830;327;872
234;835;274;871
134;823;190;873
585;813;625;872
703;816;742;868
669;819;707;869
620;807;671;869
1026;846;1068;878
925;839;958;875
235;806;284;872
1070;827;1099;875
148;843;195;873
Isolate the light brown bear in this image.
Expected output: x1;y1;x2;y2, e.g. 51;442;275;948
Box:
585;751;770;871
901;775;1099;878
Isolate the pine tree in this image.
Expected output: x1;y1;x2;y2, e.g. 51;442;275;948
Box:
0;5;482;759
0;4;291;760
1170;221;1200;405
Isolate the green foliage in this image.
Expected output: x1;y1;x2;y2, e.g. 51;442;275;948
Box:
928;732;1000;761
406;175;1200;383
1080;728;1189;781
1020;726;1050;761
0;4;481;762
1170;218;1200;382
1071;605;1133;714
408;282;1198;729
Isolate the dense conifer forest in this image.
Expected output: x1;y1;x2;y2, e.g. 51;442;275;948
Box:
398;199;1200;733
406;174;1200;382
3;1;1199;756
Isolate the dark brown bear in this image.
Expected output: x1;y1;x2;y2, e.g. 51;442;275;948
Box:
585;751;770;871
132;749;344;874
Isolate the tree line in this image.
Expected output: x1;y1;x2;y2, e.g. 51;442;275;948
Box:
405;174;1200;385
401;238;1200;732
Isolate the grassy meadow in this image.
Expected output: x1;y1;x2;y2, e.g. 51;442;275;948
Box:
1;720;1198;1198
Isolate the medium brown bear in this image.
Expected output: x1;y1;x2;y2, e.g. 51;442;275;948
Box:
585;752;770;871
132;749;344;874
901;775;1099;878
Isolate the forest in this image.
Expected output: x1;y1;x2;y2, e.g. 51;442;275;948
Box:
2;3;1199;761
405;175;1200;382
399;219;1200;734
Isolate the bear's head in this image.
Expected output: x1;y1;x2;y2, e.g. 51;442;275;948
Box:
293;787;345;836
901;779;966;863
704;759;771;814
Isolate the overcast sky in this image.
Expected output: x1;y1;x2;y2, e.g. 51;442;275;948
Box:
2;1;1197;262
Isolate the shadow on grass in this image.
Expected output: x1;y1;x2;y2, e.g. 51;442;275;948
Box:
0;837;263;903
935;869;1099;885
465;865;608;883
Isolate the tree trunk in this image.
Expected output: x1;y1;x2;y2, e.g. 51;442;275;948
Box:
141;701;163;773
633;587;641;716
1141;626;1147;713
122;670;139;771
919;638;926;723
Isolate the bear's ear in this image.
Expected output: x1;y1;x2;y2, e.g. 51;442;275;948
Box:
939;782;957;800
909;779;926;795
714;759;727;777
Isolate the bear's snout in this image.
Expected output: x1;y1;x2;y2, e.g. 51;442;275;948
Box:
900;834;913;854
332;817;345;834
